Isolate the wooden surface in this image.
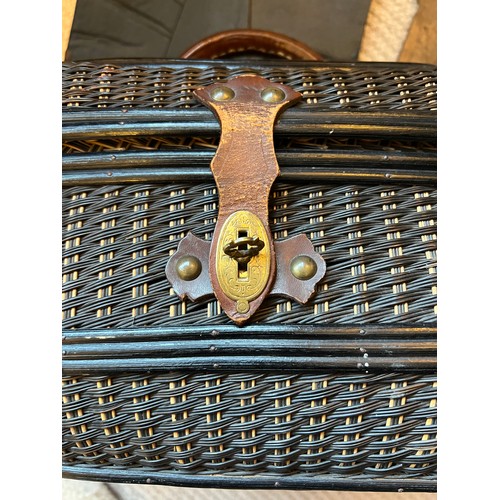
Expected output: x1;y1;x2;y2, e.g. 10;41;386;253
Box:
399;0;437;64
62;0;77;61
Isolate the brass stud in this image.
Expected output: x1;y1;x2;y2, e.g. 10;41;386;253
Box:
261;87;286;103
290;255;317;280
210;86;235;101
176;255;202;281
236;299;250;314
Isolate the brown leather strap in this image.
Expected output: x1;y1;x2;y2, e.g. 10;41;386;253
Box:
165;75;326;324
180;29;323;61
192;75;302;324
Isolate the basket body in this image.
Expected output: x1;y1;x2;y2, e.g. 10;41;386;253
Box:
62;60;437;492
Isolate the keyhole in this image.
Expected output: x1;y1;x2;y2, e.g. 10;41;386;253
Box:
238;230;249;280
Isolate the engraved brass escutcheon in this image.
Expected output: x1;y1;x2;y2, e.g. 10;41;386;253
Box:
216;210;271;302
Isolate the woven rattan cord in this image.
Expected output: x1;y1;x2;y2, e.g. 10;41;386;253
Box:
62;135;436;184
62;371;436;477
63;61;436;111
63;135;436;155
62;108;437;144
62;181;436;329
62;60;437;491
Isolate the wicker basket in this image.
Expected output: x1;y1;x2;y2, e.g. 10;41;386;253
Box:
62;58;437;492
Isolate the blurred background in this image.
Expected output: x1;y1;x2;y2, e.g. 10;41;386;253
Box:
62;0;436;64
61;0;436;498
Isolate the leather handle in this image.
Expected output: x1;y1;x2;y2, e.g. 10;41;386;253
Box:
180;29;323;61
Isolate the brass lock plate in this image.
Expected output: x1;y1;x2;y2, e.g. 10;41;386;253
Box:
216;210;271;313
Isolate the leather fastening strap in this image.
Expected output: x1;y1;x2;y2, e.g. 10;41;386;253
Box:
165;75;326;325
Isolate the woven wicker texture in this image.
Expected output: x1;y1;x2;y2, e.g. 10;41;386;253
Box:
62;62;436;111
62;181;436;328
62;60;437;491
62;371;436;478
63;135;437;155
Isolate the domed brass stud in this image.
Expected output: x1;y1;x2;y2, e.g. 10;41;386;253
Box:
176;255;202;281
290;255;317;280
236;299;250;314
210;86;235;101
261;87;286;103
